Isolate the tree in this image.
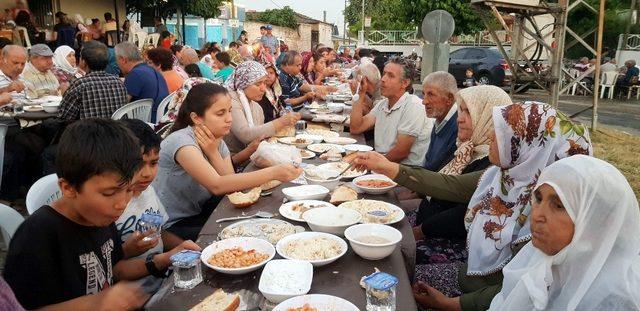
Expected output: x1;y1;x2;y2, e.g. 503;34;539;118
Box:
248;6;299;29
344;0;413;35
398;0;484;35
126;0;223;20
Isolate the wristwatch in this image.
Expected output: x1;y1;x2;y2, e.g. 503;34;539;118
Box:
145;252;168;278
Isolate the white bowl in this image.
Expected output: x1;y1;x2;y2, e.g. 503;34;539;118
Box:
303;172;341;191
200;237;275;274
274;294;359;311
295;134;323;144
344;224;402;260
352;174;398;194
344;144;374;154
41;102;59;113
278;137;313;149
302;207;362;236
282;185;330;201
276;232;348;267
258;259;313;303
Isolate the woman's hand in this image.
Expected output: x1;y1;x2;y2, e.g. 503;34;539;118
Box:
349;151;399;179
122;230;160;258
194;124;221;156
276;112;301;129
247;135;265;155
412;282;461;311
274;163;303;182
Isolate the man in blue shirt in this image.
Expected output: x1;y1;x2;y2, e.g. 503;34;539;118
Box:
115;42;168;123
421;71;459;171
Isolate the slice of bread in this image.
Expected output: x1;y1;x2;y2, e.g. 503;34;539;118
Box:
330;186;358;205
189;289;240;311
228;187;261;208
260;180;282;191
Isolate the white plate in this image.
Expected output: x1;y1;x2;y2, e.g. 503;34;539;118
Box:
305;129;339;140
282;184;330;201
24;105;43;112
274;294;359;311
259;259;313;303
275;232;348;267
295;134;323;144
352;174;398;195
201;237;275;274
338;199;405;225
307;143;346;154
279;200;336;222
278;137;313;148
344;144;374;153
29;95;62;104
219;218;304;244
299;149;316;160
317;162;367;179
323;137;358;145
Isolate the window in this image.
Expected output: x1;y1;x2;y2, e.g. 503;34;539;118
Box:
450;49;467;59
466;49;486;59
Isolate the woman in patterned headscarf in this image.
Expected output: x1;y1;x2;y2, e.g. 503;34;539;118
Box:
350;101;593;311
256;62;284;123
223;61;301;155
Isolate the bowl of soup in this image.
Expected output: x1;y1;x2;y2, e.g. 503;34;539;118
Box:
344;223;402;260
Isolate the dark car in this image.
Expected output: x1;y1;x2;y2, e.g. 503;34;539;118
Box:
448;47;510;87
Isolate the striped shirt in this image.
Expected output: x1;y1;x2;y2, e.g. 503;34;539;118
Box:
22;62;59;98
0;69;26;101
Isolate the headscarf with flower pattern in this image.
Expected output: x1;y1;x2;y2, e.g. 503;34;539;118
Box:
160;77;214;123
263;61;282;110
224;61;267;127
440;85;512;175
465;102;592;276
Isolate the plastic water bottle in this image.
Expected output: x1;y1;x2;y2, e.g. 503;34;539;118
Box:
285;104;293;113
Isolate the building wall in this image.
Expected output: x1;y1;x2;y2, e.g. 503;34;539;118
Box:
244;21;333;53
56;0;126;25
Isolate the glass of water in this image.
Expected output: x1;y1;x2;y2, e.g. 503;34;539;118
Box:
170;250;202;290
138;212;163;242
364;272;398;311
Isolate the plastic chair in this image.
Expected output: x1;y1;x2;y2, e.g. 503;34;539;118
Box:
156;92;175;123
0;203;24;249
568;69;588;96
628;84;640;100
15;26;31;49
134;32;147;50
111;98;153;122
599;71;619;99
145;33;160;47
0;124;6;190
25;173;61;215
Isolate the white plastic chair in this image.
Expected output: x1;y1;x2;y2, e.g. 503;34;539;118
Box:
628;85;640;100
111;99;153;122
600;71;618;99
0;124;7;190
25;173;61;215
15;26;31;49
145;33;160;47
0;203;24;250
133;31;148;50
156;92;175;123
569;69;588;96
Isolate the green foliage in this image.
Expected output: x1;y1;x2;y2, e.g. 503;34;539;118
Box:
126;0;223;20
249;6;299;29
398;0;484;35
344;0;414;35
186;0;223;20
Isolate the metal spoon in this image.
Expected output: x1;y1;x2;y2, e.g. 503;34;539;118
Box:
215;211;274;223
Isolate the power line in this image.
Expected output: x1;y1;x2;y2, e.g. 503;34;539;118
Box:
267;0;282;8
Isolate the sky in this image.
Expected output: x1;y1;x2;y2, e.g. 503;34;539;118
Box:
235;0;348;34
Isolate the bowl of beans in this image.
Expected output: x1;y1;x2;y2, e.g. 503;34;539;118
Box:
201;237;276;274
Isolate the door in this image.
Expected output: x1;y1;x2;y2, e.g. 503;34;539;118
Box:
206;25;223;43
311;31;319;50
448;48;469;83
185;25;199;49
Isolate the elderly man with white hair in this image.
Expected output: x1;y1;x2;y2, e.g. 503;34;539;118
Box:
421;71;459;171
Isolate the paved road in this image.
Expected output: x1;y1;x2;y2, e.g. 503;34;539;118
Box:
513;91;640;136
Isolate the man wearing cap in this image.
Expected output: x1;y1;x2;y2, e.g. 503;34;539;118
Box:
260;25;279;57
22;44;61;98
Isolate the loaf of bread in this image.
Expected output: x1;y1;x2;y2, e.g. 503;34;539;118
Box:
330;186;358;205
227;187;261;208
189;289;240;311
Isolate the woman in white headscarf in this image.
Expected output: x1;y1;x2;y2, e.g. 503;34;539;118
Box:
490;155;640;310
223;61;301;155
52;45;84;90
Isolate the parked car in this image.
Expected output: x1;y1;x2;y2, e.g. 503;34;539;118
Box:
448;47;510;87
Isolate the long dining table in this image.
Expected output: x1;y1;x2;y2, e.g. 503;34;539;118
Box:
147;127;418;311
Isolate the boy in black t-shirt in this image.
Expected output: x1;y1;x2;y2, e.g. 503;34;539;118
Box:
3;119;200;310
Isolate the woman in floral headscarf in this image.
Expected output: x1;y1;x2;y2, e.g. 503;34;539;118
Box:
223;61;301;154
256;62;284;123
350;102;592;311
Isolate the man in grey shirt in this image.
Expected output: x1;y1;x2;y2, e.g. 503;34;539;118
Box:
261;25;279;57
350;58;433;166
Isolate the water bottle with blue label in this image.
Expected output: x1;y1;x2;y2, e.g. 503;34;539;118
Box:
138;212;163;242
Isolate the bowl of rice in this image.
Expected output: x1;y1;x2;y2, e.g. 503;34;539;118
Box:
275;232;348;267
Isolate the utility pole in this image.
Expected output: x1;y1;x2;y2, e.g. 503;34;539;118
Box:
343;0;347;45
592;0;605;131
622;0;637;49
231;0;237;43
361;0;365;43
